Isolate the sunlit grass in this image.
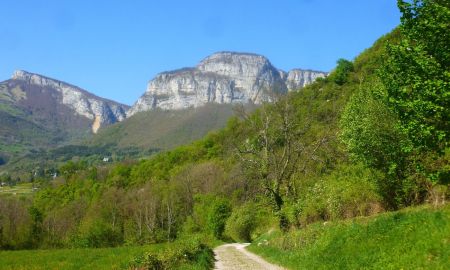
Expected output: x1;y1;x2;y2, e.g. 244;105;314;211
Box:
0;245;159;270
0;182;35;195
249;204;450;269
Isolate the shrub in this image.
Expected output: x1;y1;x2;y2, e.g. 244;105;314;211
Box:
329;58;354;85
207;198;232;239
182;195;232;240
297;164;383;225
78;221;123;248
128;238;214;270
225;203;257;242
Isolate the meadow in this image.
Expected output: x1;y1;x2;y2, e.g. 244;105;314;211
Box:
0;239;214;270
0;245;148;270
0;183;35;196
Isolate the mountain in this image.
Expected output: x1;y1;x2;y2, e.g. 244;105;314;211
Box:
0;52;326;168
128;52;327;116
0;70;129;159
6;70;129;132
90;103;244;151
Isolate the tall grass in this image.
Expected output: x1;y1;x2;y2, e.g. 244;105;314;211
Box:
0;245;149;270
249;204;450;269
0;238;214;270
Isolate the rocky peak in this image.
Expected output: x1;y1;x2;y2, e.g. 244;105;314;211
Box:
128;52;306;116
10;70;129;133
197;52;274;75
286;69;328;91
128;52;328;116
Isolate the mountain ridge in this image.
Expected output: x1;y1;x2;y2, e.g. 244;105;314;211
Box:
11;70;129;107
128;52;327;115
5;70;129;133
0;51;326;166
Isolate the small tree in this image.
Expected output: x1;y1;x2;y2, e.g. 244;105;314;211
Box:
207;198;231;239
381;0;450;154
330;58;354;85
225;204;256;242
235;98;327;228
28;206;43;248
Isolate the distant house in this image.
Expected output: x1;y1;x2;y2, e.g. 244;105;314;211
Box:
103;157;110;162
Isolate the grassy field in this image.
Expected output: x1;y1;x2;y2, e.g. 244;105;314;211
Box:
0;239;215;270
90;103;239;150
0;245;159;270
249;204;450;270
0;183;35;195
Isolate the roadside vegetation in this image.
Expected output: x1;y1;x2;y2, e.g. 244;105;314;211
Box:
0;1;448;269
0;239;214;270
249;204;450;269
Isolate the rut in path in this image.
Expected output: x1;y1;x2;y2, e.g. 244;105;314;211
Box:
213;243;285;270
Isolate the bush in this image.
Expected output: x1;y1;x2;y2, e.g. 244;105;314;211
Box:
329;58;354;85
225;203;257;242
207;198;232;239
78;221;123;248
297;164;383;225
128;238;214;270
181;195;232;240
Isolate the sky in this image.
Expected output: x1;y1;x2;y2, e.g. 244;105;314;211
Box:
0;0;400;105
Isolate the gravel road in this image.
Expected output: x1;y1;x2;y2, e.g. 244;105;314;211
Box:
213;243;285;270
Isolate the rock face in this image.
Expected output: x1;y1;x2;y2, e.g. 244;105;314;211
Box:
286;69;328;91
128;52;327;116
9;70;129;133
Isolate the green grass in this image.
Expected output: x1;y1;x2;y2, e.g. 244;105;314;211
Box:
127;237;215;270
90;103;239;151
0;103;26;118
0;183;35;195
249;204;450;270
0;142;26;153
0;245;151;270
0;239;215;270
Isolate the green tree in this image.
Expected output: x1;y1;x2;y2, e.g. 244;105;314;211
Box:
340;82;407;172
330;58;354;85
28;206;43;248
339;82;431;207
235;98;329;228
225;204;257;242
381;0;450;153
207;198;232;239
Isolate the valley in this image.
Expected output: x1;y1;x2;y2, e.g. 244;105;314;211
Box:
0;1;449;269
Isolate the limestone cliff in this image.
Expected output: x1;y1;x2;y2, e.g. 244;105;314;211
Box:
128;52;327;116
9;70;129;133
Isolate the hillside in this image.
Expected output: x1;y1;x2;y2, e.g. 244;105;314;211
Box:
0;52;325;170
0;27;400;246
249;204;450;269
89;103;250;151
0;71;129;163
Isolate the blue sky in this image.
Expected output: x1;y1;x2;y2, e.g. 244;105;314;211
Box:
0;0;400;105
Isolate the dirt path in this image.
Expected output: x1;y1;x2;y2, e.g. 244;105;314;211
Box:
213;243;285;270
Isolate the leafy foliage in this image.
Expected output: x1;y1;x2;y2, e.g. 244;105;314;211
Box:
329;58;354;85
225;203;258;242
381;0;450;153
128;238;214;270
293;164;383;225
207;198;232;239
340;82;407;171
